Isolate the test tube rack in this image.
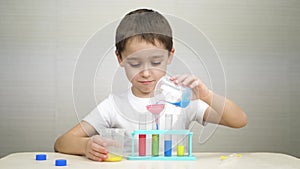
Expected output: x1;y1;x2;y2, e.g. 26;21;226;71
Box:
128;130;196;160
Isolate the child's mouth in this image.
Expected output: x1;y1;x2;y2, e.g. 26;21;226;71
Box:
139;80;154;85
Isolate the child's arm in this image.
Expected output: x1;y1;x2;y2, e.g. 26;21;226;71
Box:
170;74;247;128
54;121;109;161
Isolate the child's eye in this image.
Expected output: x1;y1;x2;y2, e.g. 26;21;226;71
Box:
129;63;141;68
151;62;161;66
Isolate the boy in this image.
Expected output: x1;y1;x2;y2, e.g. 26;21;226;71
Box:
54;8;247;161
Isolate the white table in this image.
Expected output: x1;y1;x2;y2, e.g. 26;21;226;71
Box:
0;152;299;169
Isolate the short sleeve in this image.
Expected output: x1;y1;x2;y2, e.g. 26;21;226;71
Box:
82;95;114;133
186;99;209;126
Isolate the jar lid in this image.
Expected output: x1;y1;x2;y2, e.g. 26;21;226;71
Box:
55;159;67;166
35;154;47;161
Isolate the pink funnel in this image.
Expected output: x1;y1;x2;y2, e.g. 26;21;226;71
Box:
146;104;165;115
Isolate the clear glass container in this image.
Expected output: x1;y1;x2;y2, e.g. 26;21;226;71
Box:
154;76;192;108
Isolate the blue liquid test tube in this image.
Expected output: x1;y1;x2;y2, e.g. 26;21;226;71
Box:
164;114;173;156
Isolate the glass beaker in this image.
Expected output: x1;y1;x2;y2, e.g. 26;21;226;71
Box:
154;76;192;108
99;128;125;162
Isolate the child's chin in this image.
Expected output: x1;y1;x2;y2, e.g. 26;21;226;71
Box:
141;89;154;96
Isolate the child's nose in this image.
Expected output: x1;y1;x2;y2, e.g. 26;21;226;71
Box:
140;68;151;78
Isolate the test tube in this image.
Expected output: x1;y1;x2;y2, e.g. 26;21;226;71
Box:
177;144;185;156
152;134;159;156
175;113;187;156
139;113;147;156
152;114;159;156
164;114;173;157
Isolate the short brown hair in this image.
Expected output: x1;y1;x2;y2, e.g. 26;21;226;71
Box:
115;9;173;58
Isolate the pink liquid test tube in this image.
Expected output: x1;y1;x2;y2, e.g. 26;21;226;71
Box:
139;134;146;156
139;113;147;156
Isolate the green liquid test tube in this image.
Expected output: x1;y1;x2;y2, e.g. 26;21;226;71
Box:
152;134;159;156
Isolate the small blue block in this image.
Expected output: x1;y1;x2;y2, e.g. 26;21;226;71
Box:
55;159;67;166
35;154;47;161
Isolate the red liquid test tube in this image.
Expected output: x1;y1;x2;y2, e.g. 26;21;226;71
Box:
139;134;146;156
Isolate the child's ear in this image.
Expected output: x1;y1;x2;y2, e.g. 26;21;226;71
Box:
115;50;124;67
167;48;175;64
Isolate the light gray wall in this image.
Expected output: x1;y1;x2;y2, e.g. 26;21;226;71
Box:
0;0;299;158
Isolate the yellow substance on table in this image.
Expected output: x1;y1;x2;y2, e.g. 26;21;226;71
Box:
220;156;228;161
220;153;242;161
177;145;185;156
104;153;123;162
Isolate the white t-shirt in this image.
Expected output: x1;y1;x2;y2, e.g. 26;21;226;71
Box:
83;89;209;153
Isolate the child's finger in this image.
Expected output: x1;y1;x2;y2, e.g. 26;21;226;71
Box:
92;135;109;147
169;75;179;84
90;150;107;160
181;75;197;87
171;74;189;84
87;150;106;162
189;80;199;88
91;142;108;154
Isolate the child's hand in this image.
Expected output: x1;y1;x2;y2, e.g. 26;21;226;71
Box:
85;135;109;162
170;74;210;100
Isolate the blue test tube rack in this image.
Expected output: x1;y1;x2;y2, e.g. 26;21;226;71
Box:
127;130;196;160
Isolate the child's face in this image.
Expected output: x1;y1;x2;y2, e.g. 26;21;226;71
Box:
116;38;174;98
